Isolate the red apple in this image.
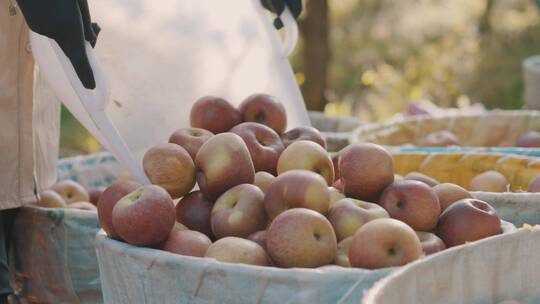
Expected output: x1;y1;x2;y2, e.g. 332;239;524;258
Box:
205;237;269;266
416;232;446;255
190;96;241;133
230;122;284;174
339;143;394;201
247;230;267;250
349;218;422;269
112;185;176;246
37;190;67;208
277;140;334;185
211;184;267;239
169;127;214;160
88;187;105;206
436;198;502;247
253;171;275;194
238;94;287;134
469;171;508;192
281;126;326;149
516;131;540;147
433;183;472;211
195;133;255;201
264;170;330;219
266;208;337;268
98;180;142;239
404;172;440;187
329;198;389;241
379;180;441;232
162;229;212;258
176;191;214;239
51;180;89;204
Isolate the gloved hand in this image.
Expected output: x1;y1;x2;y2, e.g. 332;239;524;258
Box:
261;0;303;29
15;0;100;89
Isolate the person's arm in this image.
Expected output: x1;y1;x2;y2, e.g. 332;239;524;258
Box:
15;0;100;89
261;0;303;29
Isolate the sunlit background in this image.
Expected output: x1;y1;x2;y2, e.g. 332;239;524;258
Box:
60;0;540;156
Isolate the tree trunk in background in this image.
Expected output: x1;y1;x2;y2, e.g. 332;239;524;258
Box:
299;0;330;112
479;0;495;34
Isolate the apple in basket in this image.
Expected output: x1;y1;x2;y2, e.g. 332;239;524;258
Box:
328;198;389;241
162;229;212;258
88;187;105;206
433;183;472;211
238;94;287;134
348;218;423;269
468;171;509;193
195;133;255;201
176;191;215;239
51;180;89;204
247;230;268;250
36;190;68;208
416;232;446;255
403;172;440;187
264;170;330;219
168;127;214;160
112;185;176;246
205;237;270;266
190;96;241;134
253;171;276;194
68;201;97;211
98;180;142;239
516;131;540;147
280;126;327;149
334;236;353;267
277;140;334;186
230;122;284;175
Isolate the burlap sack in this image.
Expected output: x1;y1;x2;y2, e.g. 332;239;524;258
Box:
363;227;540;304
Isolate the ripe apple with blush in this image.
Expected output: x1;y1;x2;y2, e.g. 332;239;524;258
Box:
211;184;267;239
433;183;472;211
51;180;89;204
348;218;422;269
37;190;67;208
162;229;212;258
169;127;213;160
277;140;334;185
436;198;502;247
112;185;176;246
190;96;241;133
469;170;508;192
378;180;441;232
205;237;269;266
253;171;275;194
98;180;142;239
176;191;214;239
264;170;330;219
404;172;439;187
266;208;337;268
238;94;287;134
195;133;255;201
230;122;284;174
281;126;326;148
416;231;446;255
247;230;267;250
339;143;394;201
88;187;105;206
328;198;389;241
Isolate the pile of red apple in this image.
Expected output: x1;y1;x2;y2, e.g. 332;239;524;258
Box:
97;94;506;270
36;180;104;211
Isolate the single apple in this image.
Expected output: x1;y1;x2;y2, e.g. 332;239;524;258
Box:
328;187;346;209
88;187;105;206
433;183;472;211
516;131;540;147
264;170;330;219
277;140;334;185
339;143;394;201
528;174;540;192
36;190;67;208
266;208;337;268
349;218;423;269
211;184;267;239
416;231;446;255
253;171;275;194
205;237;269;266
143;143;196;199
230;122;284;174
67;201;97;212
190;96;241;133
404;172;440;187
162;229;212;258
247;230;267;250
176;191;214;239
195;133;255;201
281;126;327;149
97;180;142;239
436;198;502;247
334;236;353;267
169;127;214;160
112;185;176;246
423;130;460;147
238;94;287;134
51;180;89;204
379;180;441;232
328;198;389;241
469;171;508;192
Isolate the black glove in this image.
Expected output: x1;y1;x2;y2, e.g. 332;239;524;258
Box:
16;0;100;89
261;0;303;29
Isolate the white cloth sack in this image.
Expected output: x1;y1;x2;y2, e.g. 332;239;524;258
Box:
363;227;540;304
